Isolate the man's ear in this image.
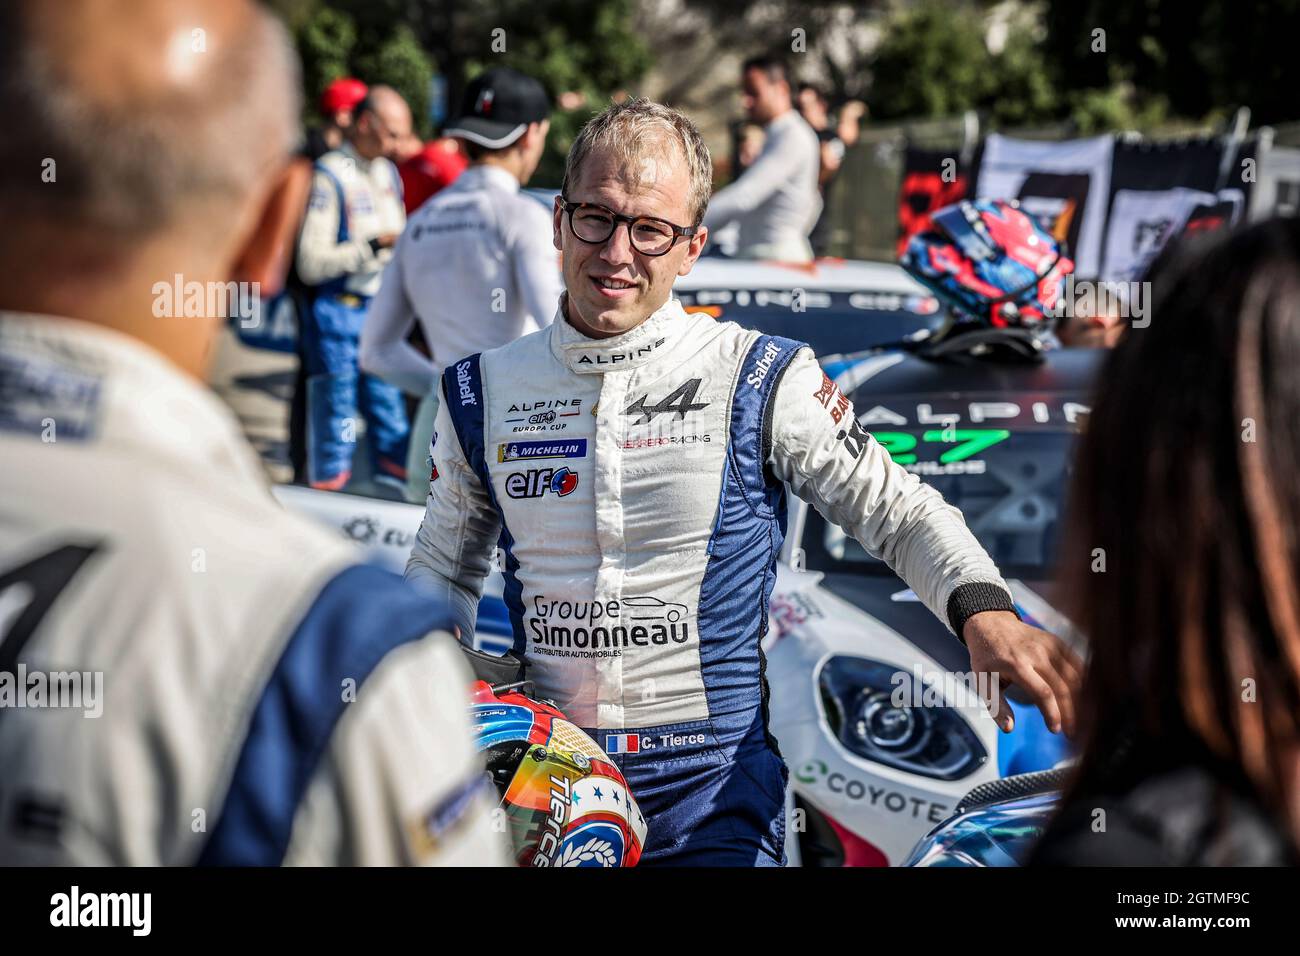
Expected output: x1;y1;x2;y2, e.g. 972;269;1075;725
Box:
552;195;565;252
677;225;708;277
230;157;312;297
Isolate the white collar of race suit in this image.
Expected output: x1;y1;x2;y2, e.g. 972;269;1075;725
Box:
339;140;380;174
459;163;521;194
548;294;690;374
0;311;267;485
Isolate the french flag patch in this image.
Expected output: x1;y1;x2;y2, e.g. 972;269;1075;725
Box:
605;733;640;754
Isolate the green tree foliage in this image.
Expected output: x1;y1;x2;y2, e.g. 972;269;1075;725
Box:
868;1;995;120
297;5;357;111
352;25;437;136
986;27;1058;127
449;0;652;186
293;4;438;136
280;0;649;182
1042;0;1300;126
865;0;1294;131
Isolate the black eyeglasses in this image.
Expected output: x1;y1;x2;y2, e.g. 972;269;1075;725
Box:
559;197;698;257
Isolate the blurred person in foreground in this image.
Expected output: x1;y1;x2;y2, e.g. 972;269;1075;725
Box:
0;0;505;866
361;68;560;504
407;97;1082;865
296;85;412;492
1033;216;1300;866
702;56;821;262
795;83;866;257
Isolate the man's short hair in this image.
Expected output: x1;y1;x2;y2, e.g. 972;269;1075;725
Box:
562;98;713;227
742;55;789;86
797;81;826;103
0;3;299;241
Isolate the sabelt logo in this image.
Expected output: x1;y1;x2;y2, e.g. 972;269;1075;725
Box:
746;339;782;389
529;594;692;651
505;467;579;499
455;360;476;406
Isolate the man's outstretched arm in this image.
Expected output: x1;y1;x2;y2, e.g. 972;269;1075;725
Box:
767;347;1082;735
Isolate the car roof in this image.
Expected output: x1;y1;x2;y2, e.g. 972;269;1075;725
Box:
675;257;928;293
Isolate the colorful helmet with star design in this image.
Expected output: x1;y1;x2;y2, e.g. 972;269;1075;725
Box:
470;680;647;867
901;198;1074;330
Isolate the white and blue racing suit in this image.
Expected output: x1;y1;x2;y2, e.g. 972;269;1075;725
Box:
406;296;1016;865
0;312;507;866
296;144;410;488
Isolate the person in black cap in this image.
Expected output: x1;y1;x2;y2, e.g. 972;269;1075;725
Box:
360;67;561;502
443;67;552;152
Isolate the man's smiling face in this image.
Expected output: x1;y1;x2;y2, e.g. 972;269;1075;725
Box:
553;141;707;338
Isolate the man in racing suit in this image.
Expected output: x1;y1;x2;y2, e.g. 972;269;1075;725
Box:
407;98;1082;865
0;0;506;866
296;86;412;491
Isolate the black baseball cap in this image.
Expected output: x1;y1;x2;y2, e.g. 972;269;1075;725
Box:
444;68;551;149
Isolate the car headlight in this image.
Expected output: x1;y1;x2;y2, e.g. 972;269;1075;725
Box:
818;656;987;780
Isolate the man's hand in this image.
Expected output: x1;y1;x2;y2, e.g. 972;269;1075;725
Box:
962;610;1083;736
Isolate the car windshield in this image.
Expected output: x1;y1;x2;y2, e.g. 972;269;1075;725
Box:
823;428;1077;575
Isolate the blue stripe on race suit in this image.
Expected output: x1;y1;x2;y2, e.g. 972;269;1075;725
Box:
314;164;350;243
439;356;524;650
697;334;803;741
594;334;804;866
197;564;455;866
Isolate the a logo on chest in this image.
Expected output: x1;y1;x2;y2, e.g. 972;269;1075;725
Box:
505;467;579;499
505;397;585;433
619;378;716;457
623;379;709;425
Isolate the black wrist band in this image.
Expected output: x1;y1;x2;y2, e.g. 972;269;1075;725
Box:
947;582;1017;643
368;237;384;254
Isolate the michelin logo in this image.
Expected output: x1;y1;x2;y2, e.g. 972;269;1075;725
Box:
498;439;588;462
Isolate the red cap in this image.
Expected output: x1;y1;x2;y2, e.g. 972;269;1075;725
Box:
319;77;368;118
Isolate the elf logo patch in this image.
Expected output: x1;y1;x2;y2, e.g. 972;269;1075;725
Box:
505;467;579;499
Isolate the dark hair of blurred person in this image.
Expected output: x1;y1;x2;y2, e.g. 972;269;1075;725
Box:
1033;215;1300;865
739;55;791;125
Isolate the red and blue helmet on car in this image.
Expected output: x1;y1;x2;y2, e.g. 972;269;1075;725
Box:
901;198;1074;330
